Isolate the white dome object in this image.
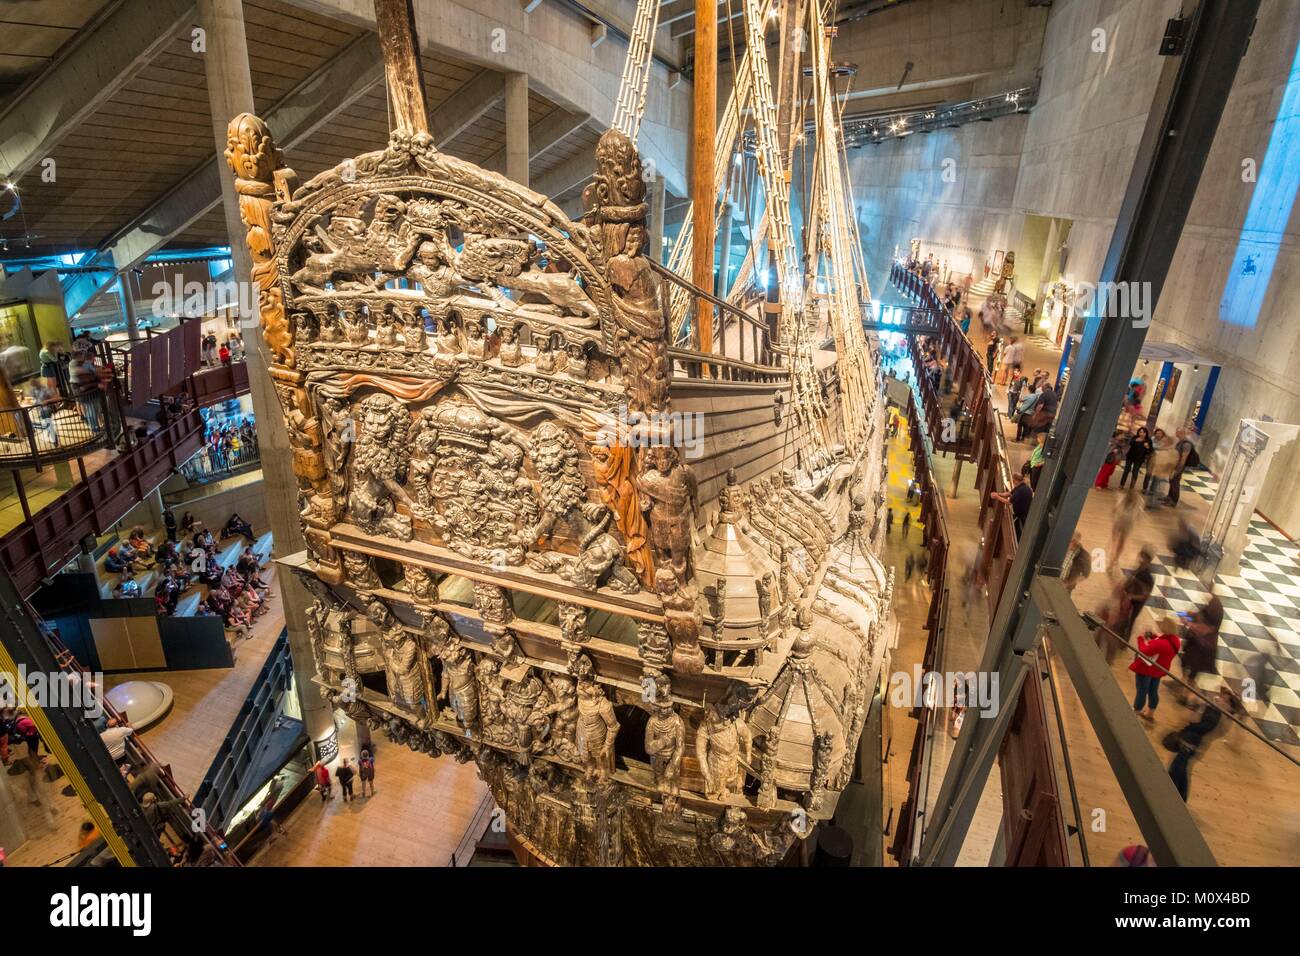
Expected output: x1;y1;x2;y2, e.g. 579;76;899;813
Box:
106;681;174;729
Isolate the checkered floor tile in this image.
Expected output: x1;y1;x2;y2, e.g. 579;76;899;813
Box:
1142;468;1300;747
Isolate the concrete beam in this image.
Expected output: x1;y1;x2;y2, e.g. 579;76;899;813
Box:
671;6;743;40
0;0;198;182
482;108;591;174
64;32;385;317
433;70;506;144
532;144;596;201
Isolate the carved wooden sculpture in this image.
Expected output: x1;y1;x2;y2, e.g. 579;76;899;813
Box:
220;0;894;866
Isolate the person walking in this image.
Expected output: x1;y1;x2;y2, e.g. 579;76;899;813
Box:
336;758;355;802
163;508;178;543
1166;686;1239;801
313;760;332;803
1094;431;1125;489
901;511;911;540
1110;487;1143;571
904;553;915;581
1142;428;1172;496
359;749;376;797
1062;532;1092;592
1120;426;1154;489
1178;594;1223;700
885;508;894;536
1130;621;1181;720
1163;427;1198;506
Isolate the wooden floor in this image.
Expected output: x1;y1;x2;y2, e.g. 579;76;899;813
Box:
250;719;489;868
879;417;1005;866
952;293;1300;866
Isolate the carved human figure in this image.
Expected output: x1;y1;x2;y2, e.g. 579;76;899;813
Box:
498;322;523;367
375;305;400;347
575;679;618;784
503;670;552;755
380;619;429;717
543;674;579;762
464;318;487;359
564;340;588;379
347;392;419;539
475;656;506;741
557;602;588;644
341;550;381;590
400;306;426;350
438;643;480;736
435;314;461;355
340;306;370;345
644;689;685;803
638;444;697;581
656;568;704;674
696;702;752;801
533;333;558;374
605;224;669;410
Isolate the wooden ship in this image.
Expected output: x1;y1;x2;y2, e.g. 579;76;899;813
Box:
224;0;893;865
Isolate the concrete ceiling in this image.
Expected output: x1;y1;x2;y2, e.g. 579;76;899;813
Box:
0;0;597;258
0;0;111;110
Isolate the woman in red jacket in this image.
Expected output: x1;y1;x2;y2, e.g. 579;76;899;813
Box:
1130;624;1181;720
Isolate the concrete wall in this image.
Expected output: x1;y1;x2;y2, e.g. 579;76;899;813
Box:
848;112;1030;296
845;0;1300;535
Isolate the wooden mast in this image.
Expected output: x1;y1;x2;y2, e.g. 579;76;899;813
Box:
374;0;429;136
691;0;716;358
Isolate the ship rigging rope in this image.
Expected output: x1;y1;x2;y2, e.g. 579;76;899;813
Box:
611;0;663;141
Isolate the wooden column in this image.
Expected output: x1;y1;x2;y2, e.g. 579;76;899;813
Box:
374;0;429;135
691;0;716;357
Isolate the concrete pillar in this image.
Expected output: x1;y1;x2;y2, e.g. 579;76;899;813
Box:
716;201;734;298
119;275;141;341
198;0;334;758
1039;217;1060;296
648;174;666;264
504;72;529;187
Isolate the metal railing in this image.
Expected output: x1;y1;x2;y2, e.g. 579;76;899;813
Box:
32;602;240;866
193;631;299;834
652;260;780;375
0;388;113;469
180;435;261;483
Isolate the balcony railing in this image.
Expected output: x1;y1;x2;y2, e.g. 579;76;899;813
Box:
0;388;113;469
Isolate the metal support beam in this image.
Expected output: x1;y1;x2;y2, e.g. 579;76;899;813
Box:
920;0;1260;866
0;0;198;183
1034;577;1217;866
0;568;173;866
62;32;385;319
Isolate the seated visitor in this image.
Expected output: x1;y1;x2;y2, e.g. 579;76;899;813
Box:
103;546;135;575
127;528;155;564
223;512;255;543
